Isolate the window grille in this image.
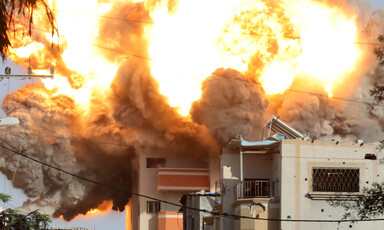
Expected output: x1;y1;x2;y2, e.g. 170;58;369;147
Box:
312;167;359;193
146;201;161;213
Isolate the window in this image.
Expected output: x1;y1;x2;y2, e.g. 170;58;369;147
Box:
312;167;359;193
146;158;166;168
146;201;161;213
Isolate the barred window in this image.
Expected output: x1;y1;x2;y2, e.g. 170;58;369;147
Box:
312;167;359;193
146;201;161;213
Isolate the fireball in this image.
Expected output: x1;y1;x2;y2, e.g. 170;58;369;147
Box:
7;0;362;116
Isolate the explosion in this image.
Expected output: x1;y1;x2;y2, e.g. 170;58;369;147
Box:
146;0;362;113
0;0;383;222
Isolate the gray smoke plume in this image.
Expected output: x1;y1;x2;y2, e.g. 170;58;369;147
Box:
0;54;226;220
0;85;137;220
0;0;219;220
191;68;268;144
0;0;384;223
268;2;384;142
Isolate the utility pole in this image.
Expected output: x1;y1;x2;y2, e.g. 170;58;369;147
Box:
0;66;54;81
0;66;54;126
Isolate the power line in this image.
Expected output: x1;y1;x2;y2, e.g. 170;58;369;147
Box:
1;142;384;223
354;41;382;46
26;9;384;47
48;7;384;47
0;133;354;160
52;9;154;25
12;19;384;107
220;74;375;106
0;131;378;161
287;89;372;105
0;142;182;208
89;43;151;60
24;25;153;60
0;130;186;151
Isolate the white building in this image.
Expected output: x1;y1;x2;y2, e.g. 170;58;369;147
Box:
131;117;384;230
129;149;219;230
212;137;384;230
183;117;384;230
180;192;220;230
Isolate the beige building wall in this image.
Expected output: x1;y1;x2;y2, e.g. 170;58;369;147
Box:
221;147;240;230
280;139;384;230
220;146;281;230
218;139;384;230
135;149;210;230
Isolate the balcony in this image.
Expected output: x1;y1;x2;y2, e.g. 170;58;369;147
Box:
236;179;270;199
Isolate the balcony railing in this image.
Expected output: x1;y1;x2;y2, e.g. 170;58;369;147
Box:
236;179;270;199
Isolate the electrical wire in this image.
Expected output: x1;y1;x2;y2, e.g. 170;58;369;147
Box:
4;81;37;115
52;9;154;25
0;130;185;151
1;6;383;225
1;142;384;223
44;7;384;48
0;130;379;161
0;142;184;208
287;89;372;106
23;25;152;60
89;43;151;60
220;74;375;106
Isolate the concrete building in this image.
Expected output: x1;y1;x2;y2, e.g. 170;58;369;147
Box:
202;117;384;230
130;116;384;230
129;149;220;230
180;192;220;230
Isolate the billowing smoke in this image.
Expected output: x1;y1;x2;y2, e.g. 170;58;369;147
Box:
268;1;384;142
0;85;136;220
191;68;268;144
0;0;223;219
0;0;383;222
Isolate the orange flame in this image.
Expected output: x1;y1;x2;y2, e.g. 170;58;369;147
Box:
7;0;363;116
47;136;56;145
9;0;119;111
80;200;113;217
146;0;362;114
126;199;132;230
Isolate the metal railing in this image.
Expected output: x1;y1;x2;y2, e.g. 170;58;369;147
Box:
236;180;270;199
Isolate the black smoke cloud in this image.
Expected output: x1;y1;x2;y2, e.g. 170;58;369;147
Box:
1;0;384;222
0;85;136;220
0;58;268;220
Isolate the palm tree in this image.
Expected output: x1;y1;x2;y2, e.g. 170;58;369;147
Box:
0;0;57;59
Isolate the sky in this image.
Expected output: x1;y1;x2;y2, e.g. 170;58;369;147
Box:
369;0;384;9
0;0;384;230
1;176;127;229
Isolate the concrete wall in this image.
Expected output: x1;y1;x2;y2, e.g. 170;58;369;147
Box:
184;194;219;230
280;139;384;230
135;149;210;230
210;156;220;193
221;148;240;230
232;198;280;230
220;147;281;230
